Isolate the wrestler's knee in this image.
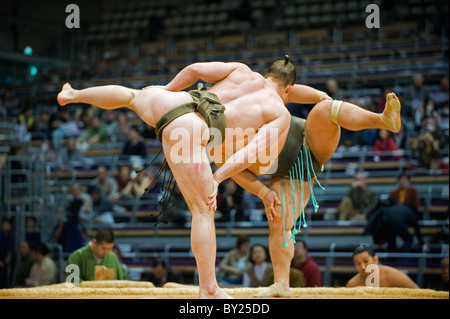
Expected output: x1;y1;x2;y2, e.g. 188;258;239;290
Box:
312;99;334;119
269;207;294;231
190;204;215;218
126;89;137;108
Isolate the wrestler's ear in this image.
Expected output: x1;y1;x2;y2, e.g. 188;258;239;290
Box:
373;256;379;264
284;85;293;95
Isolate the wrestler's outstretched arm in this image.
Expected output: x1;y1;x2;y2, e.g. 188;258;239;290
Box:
158;62;243;92
287;84;331;104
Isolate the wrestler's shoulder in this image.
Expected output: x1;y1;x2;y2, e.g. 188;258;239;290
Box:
228;62;252;71
346;274;364;287
228;62;262;78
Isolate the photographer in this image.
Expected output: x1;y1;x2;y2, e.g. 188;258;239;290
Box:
412;129;440;169
111;163;151;211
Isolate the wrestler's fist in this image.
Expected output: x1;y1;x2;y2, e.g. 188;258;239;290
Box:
263;190;281;222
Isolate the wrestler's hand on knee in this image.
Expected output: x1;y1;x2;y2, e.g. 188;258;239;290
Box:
207;177;220;211
263;190;281;221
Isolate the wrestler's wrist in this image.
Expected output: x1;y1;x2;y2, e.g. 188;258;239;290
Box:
212;173;222;185
316;91;329;102
257;187;270;200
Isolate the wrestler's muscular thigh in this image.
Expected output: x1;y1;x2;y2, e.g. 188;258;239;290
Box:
161;113;213;210
129;88;194;127
304;100;341;166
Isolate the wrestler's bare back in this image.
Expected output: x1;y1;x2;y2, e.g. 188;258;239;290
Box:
134;63;291;174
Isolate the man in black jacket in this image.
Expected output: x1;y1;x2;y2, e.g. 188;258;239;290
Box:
365;198;424;252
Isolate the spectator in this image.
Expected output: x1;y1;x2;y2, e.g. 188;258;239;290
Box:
122;125;147;158
67;183;93;223
216;179;245;222
2;88;21;115
435;257;449;291
291;239;322;287
65;228;126;282
52;198;87;253
87;185;115;225
420;116;448;148
0;218;15;288
389;173;421;214
218;235;251;285
365;199;424;253
376;87;392;113
26;242;58;287
338;172;379;221
141;258;184;287
326;78;345;100
103;109;118;136
33;110;50;140
57;136;86;169
243;244;272;288
436;103;449;132
90;166;118;201
346;245;419;288
358;128;378;147
13;240;34;287
373;129;399;160
110;112;130;143
412;129;440;169
393;119;409;150
48;108;66;151
429;76;449;109
16;105;35;142
405;73;430;121
267;268;305;288
25;216;41;246
78;115;109;149
112;164;151;205
112;245;129;280
115;165;132;192
61;109;81;139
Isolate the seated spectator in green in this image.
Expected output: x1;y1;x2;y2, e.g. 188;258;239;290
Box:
13;241;34;287
79;115;109;149
65;228;126;282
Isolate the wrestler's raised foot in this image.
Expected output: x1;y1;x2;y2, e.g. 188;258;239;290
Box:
380;92;401;133
57;83;75;106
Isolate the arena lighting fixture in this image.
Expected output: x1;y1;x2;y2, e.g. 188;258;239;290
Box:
29;65;38;76
23;46;33;56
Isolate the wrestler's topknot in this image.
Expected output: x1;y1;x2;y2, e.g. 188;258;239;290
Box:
265;56;296;87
